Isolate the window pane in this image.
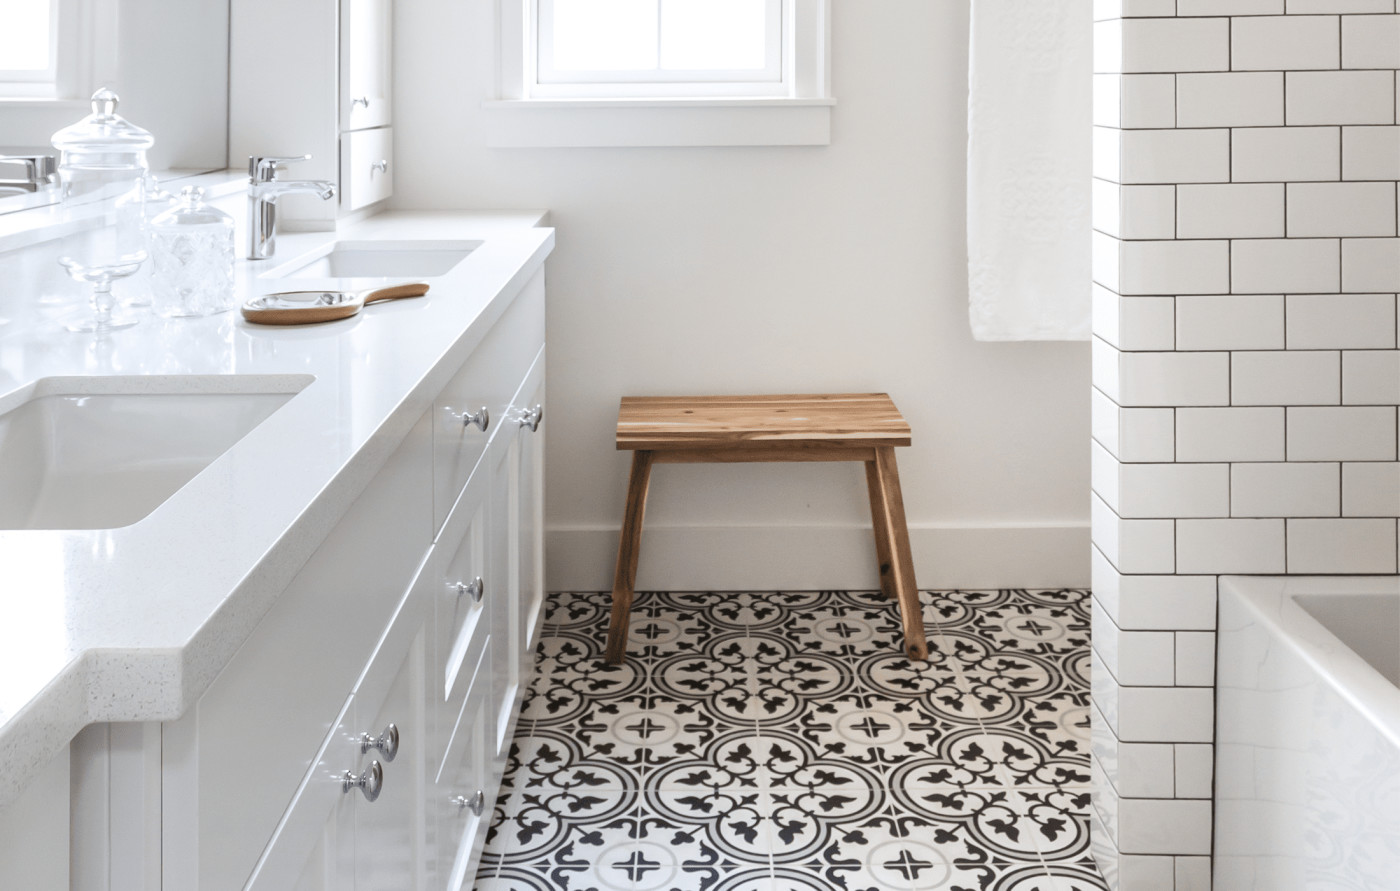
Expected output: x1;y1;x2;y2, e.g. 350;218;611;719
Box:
551;0;658;71
0;0;52;71
660;0;767;71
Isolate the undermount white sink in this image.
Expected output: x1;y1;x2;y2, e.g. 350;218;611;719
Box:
0;377;310;530
266;240;480;280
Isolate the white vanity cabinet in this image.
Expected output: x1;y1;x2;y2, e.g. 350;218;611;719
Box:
0;221;553;891
162;269;545;890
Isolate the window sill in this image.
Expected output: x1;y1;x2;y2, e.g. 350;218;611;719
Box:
0;97;88;109
480;97;835;148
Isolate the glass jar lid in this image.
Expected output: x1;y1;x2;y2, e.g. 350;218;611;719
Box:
51;89;155;168
151;187;233;229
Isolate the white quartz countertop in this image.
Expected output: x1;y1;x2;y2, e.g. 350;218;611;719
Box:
0;207;554;808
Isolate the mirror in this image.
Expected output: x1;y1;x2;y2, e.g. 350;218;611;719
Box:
0;0;230;215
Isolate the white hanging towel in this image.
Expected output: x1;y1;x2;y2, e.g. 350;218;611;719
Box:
966;0;1092;341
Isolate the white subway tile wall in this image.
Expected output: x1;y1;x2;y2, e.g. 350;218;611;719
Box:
1342;461;1400;515
1176;406;1286;462
1092;7;1400;886
1342;126;1400;180
1232;126;1342;181
1176;72;1284;128
1175;294;1285;350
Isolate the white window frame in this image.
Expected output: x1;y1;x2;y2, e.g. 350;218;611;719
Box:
533;0;784;98
0;0;118;102
486;0;833;147
0;0;61;98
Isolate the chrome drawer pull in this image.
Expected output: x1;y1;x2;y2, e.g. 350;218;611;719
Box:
452;790;485;816
370;159;389;177
450;406;490;433
451;577;485;603
359;723;399;762
352;96;371;110
342;760;383;802
518;404;543;433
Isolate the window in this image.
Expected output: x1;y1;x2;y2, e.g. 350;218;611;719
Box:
489;0;832;147
535;0;783;98
0;0;117;103
0;0;59;97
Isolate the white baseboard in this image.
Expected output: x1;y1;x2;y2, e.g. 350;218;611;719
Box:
545;523;1091;592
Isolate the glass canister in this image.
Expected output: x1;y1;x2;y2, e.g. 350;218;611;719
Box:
51;88;154;204
149;186;236;317
50;88;155;332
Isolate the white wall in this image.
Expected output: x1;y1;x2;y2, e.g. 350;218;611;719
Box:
393;0;1092;590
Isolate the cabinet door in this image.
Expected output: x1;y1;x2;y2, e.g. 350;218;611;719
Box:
340;0;392;130
0;744;70;890
353;629;427;891
244;698;358;891
485;438;516;764
512;374;546;681
432;644;492;891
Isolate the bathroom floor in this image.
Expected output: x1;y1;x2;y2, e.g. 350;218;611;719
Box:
474;588;1107;891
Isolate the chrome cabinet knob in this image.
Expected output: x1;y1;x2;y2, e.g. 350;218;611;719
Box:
452;790;485;816
518;404;543;433
352;96;371;109
451;577;485;603
359;723;399;762
370;159;389;177
342;760;383;802
451;406;489;433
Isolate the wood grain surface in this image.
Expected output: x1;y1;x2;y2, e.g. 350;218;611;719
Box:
616;393;911;451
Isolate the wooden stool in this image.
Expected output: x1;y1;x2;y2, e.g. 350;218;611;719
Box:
605;393;928;664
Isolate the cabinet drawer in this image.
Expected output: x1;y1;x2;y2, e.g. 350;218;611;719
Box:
432;271;545;532
435;644;492;891
433;489;490;756
340;128;393;213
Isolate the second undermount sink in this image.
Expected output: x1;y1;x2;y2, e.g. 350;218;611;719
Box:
266;240;480;280
0;376;311;531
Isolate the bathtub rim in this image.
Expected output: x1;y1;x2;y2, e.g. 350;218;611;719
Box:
1220;575;1400;751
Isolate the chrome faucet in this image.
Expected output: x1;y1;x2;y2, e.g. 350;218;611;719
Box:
247;155;336;260
0;155;58;194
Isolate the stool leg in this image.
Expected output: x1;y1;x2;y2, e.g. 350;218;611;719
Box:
864;460;896;601
607;450;655;664
874;446;928;661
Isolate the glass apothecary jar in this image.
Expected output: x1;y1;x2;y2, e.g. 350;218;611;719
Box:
51;88;154;333
149;187;235;317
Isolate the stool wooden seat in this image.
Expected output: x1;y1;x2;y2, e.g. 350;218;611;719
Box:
606;393;928;664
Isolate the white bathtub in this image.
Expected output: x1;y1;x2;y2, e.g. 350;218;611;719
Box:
1215;576;1400;891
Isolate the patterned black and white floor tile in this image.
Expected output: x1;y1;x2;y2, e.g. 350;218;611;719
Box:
477;589;1106;891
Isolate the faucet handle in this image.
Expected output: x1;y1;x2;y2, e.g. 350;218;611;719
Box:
248;154;312;183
